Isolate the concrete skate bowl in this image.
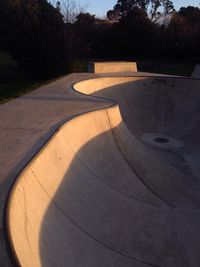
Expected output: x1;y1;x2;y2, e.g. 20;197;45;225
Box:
6;76;200;267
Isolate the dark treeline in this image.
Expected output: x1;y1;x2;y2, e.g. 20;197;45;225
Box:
0;0;200;78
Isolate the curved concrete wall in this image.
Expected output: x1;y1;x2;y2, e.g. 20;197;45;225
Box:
8;105;173;267
7;76;200;267
74;77;200;207
7;106;120;266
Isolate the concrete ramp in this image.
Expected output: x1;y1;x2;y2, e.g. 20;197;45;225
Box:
7;76;200;267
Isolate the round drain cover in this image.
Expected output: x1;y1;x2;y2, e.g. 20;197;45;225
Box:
141;133;184;149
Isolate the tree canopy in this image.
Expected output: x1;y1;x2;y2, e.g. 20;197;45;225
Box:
107;0;174;21
0;0;67;77
1;0;200;79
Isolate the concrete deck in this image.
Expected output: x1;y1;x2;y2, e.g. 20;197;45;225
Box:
1;69;200;266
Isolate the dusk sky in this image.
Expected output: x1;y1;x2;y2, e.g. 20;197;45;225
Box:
76;0;200;17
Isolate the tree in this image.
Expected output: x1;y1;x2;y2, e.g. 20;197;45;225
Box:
0;0;67;78
52;0;88;23
105;7;158;59
167;6;200;59
107;0;174;21
70;13;96;57
179;6;200;31
107;9;120;21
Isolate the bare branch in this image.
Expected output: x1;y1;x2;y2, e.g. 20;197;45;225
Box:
52;0;88;23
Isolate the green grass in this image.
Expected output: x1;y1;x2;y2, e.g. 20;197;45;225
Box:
138;61;195;77
0;52;48;104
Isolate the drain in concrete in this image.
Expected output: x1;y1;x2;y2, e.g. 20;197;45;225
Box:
141;133;184;149
154;137;170;144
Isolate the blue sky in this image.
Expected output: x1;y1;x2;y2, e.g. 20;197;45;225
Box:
78;0;200;17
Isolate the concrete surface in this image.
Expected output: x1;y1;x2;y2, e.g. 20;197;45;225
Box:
88;62;138;73
191;64;200;78
1;69;200;267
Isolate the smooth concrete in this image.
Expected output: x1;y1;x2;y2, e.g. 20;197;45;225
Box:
0;73;111;267
88;62;138;73
192;64;200;78
5;73;200;267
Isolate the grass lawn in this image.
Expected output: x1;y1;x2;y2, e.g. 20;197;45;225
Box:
0;52;48;104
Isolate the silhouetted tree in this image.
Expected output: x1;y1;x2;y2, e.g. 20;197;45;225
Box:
1;0;200;76
0;0;67;77
105;7;158;59
72;13;96;57
167;6;200;59
107;0;174;21
52;0;88;23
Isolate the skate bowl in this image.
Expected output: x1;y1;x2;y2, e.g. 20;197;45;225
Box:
7;76;200;267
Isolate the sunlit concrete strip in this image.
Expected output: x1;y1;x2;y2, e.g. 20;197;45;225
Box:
88;62;138;73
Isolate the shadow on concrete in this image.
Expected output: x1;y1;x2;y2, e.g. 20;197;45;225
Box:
38;124;179;267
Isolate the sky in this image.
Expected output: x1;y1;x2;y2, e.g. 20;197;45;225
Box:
77;0;200;17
